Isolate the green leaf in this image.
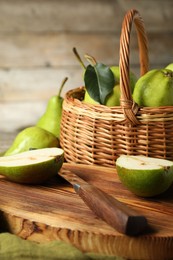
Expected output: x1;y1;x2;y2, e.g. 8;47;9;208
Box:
84;63;115;105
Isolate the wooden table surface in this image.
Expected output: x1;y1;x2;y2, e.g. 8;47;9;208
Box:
1;132;173;260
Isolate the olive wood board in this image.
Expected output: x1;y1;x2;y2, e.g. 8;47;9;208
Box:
0;162;173;260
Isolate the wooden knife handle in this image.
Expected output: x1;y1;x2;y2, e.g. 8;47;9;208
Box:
73;183;148;236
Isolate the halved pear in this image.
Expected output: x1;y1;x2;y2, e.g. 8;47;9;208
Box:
116;155;173;197
0;148;64;184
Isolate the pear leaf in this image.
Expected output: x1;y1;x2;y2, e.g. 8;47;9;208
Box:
84;63;115;105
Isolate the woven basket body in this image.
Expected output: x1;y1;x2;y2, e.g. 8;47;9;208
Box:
60;9;173;167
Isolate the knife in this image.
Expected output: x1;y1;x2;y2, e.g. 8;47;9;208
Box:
58;167;148;236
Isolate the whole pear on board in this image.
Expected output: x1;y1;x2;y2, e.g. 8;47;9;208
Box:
116;155;173;197
133;69;173;107
105;66;137;107
4;126;59;156
165;63;173;71
36;77;68;139
0;148;64;184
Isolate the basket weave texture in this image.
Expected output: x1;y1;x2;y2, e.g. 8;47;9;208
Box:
60;9;173;167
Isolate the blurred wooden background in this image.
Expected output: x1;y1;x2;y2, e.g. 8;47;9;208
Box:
0;0;172;133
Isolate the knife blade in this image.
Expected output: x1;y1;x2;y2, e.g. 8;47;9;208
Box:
58;167;148;236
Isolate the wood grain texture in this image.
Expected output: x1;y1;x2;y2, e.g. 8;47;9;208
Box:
117;0;173;32
0;0;172;132
0;32;172;70
0;0;120;33
0;68;82;102
0;0;172;33
73;182;148;236
0;33;119;69
0;162;173;260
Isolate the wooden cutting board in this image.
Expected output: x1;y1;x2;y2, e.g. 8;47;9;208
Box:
0;162;173;260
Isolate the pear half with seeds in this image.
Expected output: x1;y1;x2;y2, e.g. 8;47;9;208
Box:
0;148;64;184
116;155;173;197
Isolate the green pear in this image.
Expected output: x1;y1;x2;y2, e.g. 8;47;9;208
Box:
105;66;137;107
165;63;173;71
133;69;173;107
36;78;68;138
105;85;120;107
4;126;59;156
83;66;137;106
83;90;100;105
73;48;137;106
0;148;64;184
116;155;173;197
110;66;137;92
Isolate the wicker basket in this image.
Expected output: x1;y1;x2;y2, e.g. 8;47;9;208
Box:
60;9;173;167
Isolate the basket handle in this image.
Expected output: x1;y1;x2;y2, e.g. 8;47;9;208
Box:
119;9;149;125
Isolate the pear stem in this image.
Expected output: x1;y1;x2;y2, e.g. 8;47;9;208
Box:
58;77;68;97
73;47;86;70
84;53;97;66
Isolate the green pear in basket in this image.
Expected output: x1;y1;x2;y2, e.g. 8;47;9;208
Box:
36;77;68;139
0;148;64;184
105;66;137;106
4;126;60;156
83;53;115;105
133;68;173;107
73;48;137;106
73;48;114;105
116;155;173;197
